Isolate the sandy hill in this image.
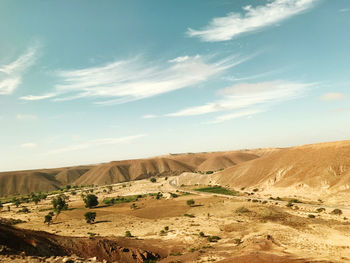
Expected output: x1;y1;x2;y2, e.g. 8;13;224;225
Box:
0;150;258;197
203;140;350;197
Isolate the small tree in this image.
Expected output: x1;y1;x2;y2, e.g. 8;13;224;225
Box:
187;199;195;206
83;194;99;208
52;195;68;216
84;212;96;224
44;212;54;226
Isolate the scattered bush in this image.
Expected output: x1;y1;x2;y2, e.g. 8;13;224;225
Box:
194;186;238;196
331;209;342;215
233;238;242;245
186;199;195;206
316;207;326;213
207;236;221;242
184;213;195;218
44;212;54;225
235;207;250;214
84;212;96;224
150;178;157;183
18;206;30;213
125;230;133;237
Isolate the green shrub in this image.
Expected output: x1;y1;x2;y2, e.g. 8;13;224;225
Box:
186;199;195;206
308;214;316;218
207;236;221;242
84;212;96;224
331;209;342;215
125;230;133;237
316;207;325;213
150;178;157;183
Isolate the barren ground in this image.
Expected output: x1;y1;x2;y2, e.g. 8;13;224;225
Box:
1;177;350;262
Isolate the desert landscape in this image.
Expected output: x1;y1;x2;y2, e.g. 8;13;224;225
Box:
1;0;349;262
1;141;350;263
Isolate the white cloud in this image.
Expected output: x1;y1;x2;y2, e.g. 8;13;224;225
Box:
167;81;311;122
142;114;158;119
319;92;346;101
48;134;146;154
208;109;264;124
22;54;248;105
20;143;37;148
187;0;317;42
168;55;196;63
20;93;57;101
16;114;38;120
0;46;37;95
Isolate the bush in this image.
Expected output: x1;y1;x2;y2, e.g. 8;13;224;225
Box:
233;238;242;245
164;177;168;180
84;212;96;224
207;236;221;242
0;203;3;211
331;209;342;215
125;230;133;237
44;212;54;225
150;178;157;183
170;193;178;198
186;199;195;206
18;206;30;213
316;207;325;213
184;213;195;218
199;231;205;237
164;226;169;231
235;207;250;214
253;188;259;192
308;214;316;218
83;194;99;208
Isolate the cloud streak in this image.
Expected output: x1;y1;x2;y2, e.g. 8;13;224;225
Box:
319;92;347;101
21;54;249;104
48;134;146;154
0;46;37;95
187;0;317;42
167;81;311;123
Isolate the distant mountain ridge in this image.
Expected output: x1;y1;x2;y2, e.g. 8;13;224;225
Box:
0;150;259;196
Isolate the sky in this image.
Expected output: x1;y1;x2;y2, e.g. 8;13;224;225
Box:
0;0;349;172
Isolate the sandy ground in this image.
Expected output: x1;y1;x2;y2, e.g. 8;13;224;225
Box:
1;177;350;262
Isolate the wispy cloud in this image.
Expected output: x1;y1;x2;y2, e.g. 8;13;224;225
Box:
0;46;37;95
48;134;146;154
208;109;264;124
20;93;57;101
21;54;249;104
167;81;311;122
20;142;37;148
319;92;347;101
16;114;38;120
339;8;350;13
187;0;317;42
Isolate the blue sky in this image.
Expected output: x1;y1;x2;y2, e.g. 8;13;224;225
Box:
0;0;349;171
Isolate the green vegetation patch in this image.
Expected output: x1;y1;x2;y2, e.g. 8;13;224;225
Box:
102;194;145;205
194;186;239;196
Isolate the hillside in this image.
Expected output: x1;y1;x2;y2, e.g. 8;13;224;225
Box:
0;150;258;196
178;140;350;198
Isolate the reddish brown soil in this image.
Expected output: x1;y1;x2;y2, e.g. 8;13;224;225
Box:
0;223;173;263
